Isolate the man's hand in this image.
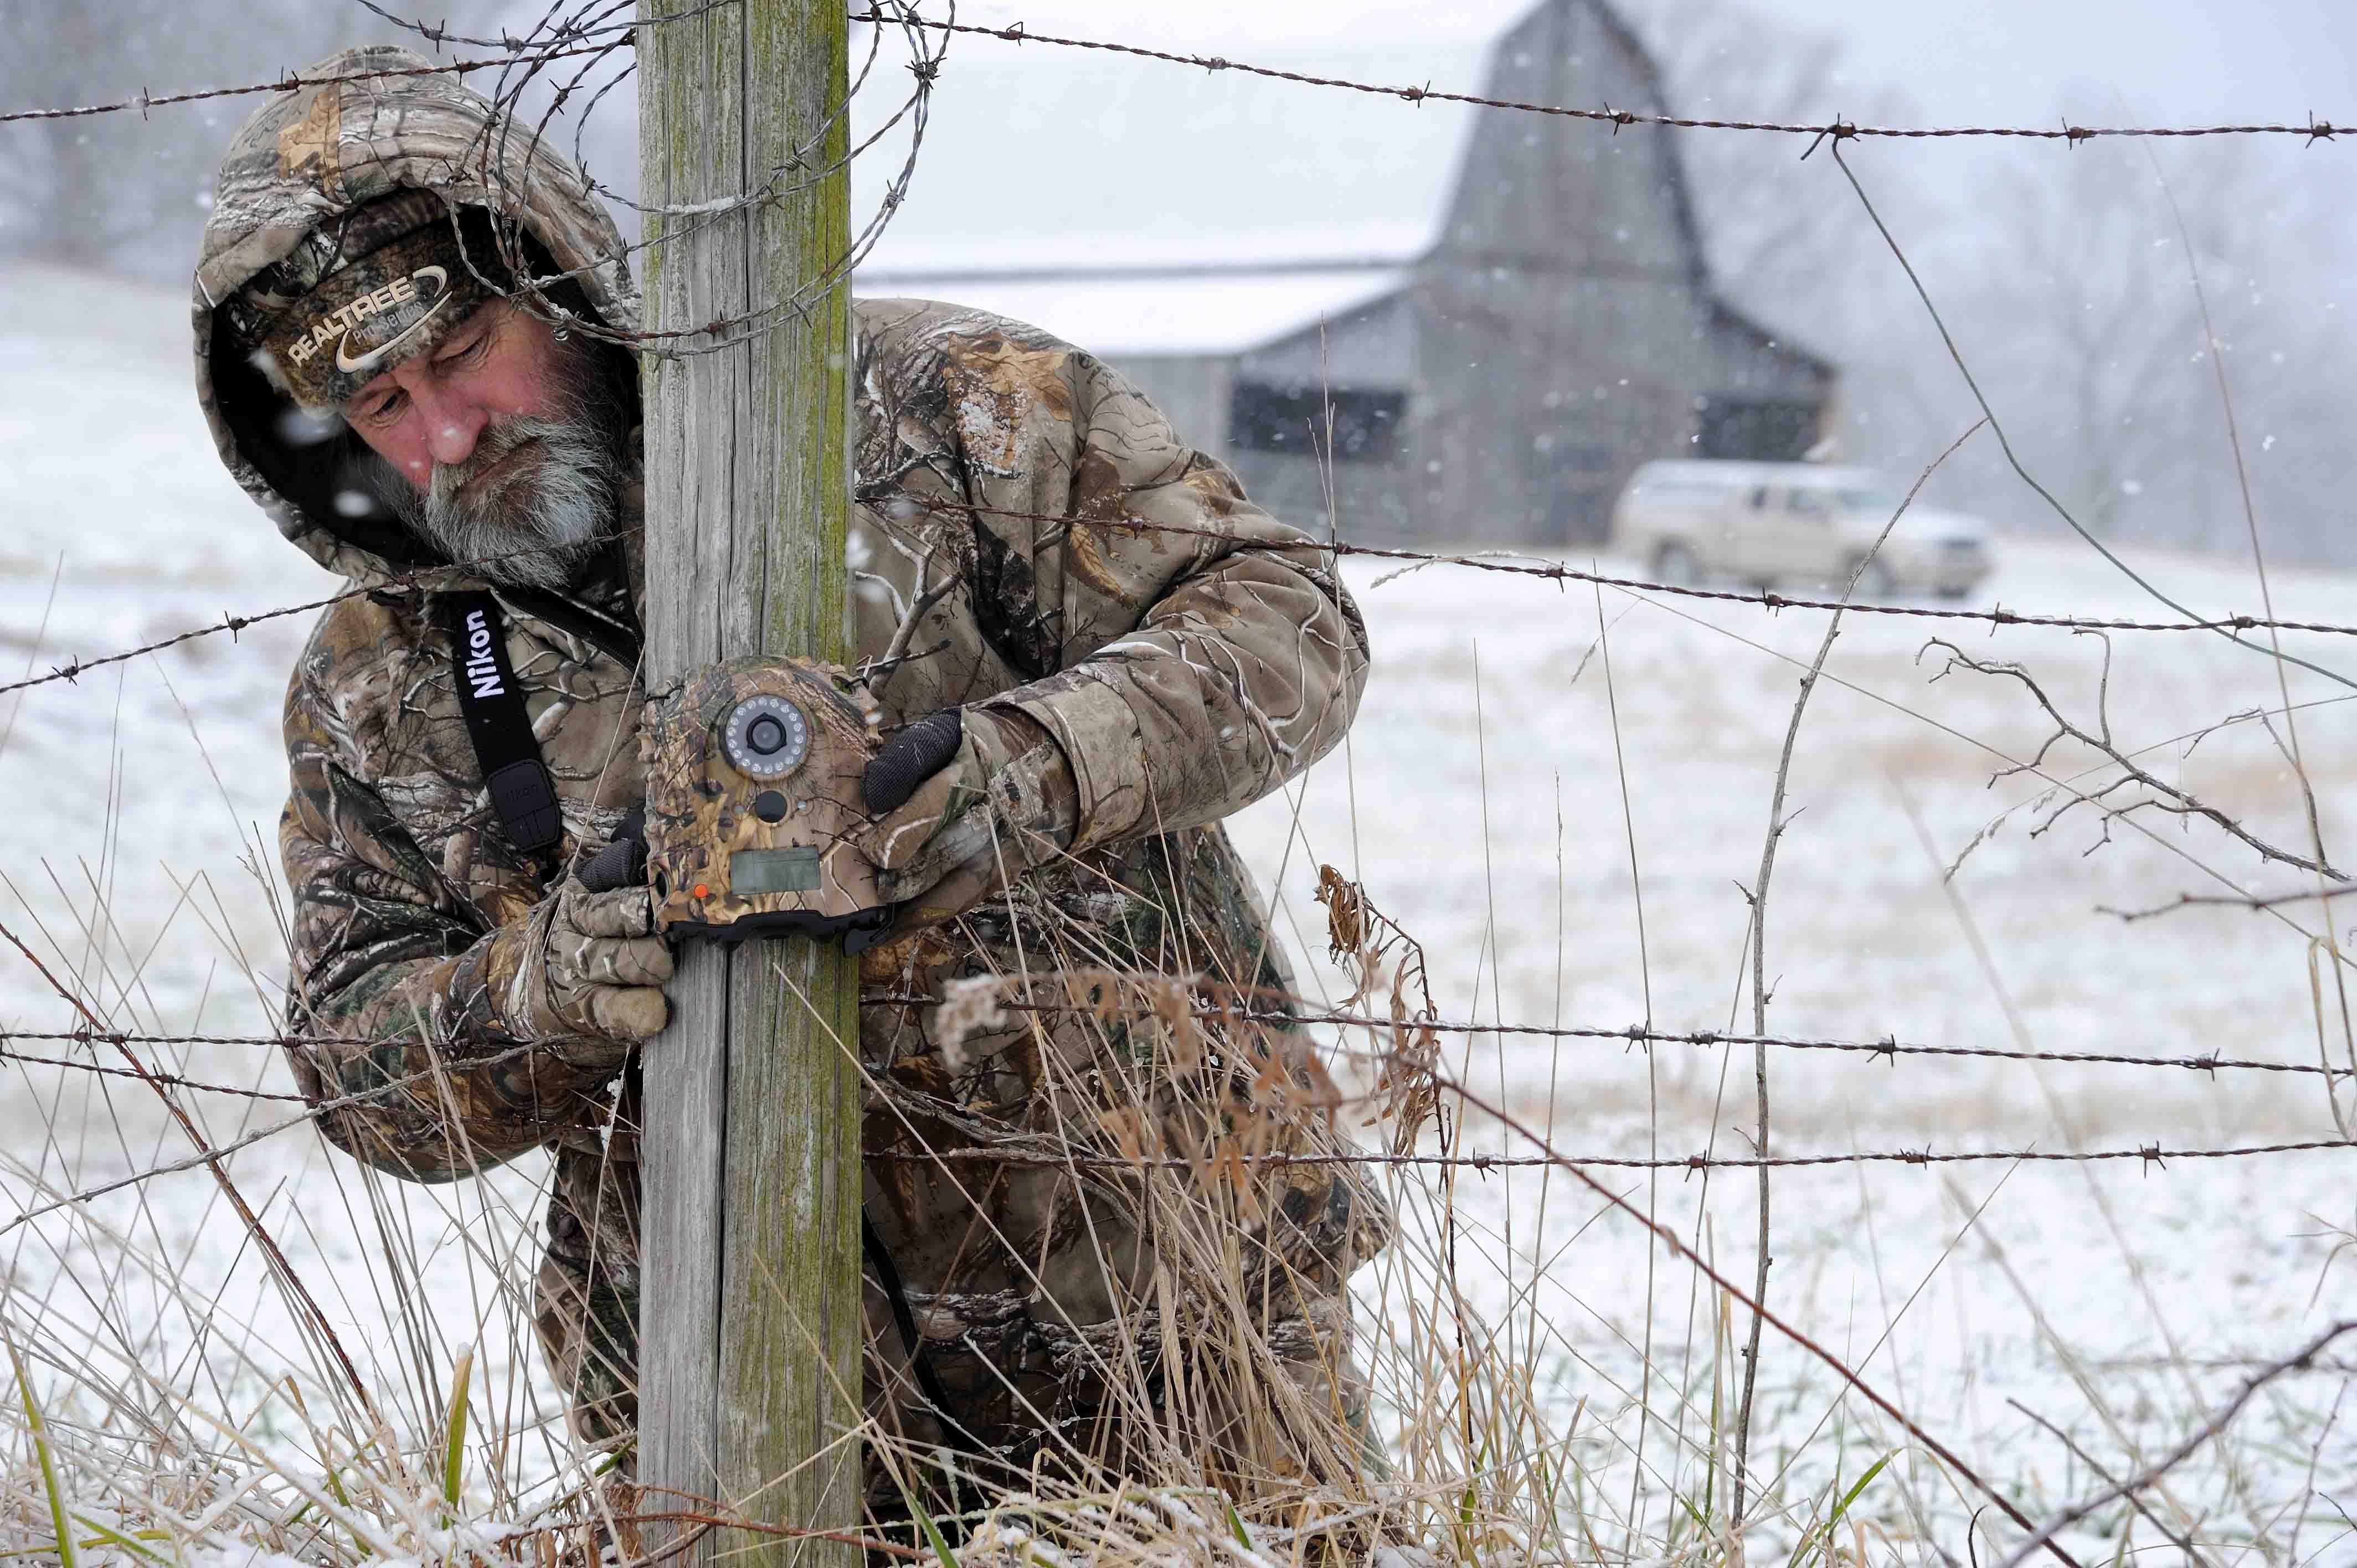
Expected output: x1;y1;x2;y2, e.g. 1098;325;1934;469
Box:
858;706;1079;929
497;875;673;1059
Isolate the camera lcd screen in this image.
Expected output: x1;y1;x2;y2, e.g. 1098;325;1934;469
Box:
730;847;822;894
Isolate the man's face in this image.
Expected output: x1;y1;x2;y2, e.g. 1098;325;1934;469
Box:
341;299;625;590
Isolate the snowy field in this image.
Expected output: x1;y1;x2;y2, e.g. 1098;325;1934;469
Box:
4;263;2353;1561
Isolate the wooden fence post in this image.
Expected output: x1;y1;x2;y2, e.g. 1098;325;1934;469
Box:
636;1;861;1561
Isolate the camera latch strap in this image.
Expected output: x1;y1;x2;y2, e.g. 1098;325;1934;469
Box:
441;592;563;857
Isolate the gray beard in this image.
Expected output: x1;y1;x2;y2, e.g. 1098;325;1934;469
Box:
388;412;617;591
369;348;625;592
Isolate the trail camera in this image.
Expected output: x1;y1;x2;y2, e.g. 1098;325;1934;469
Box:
641;657;894;951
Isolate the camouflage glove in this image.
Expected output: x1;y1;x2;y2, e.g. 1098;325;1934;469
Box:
858;706;1079;927
495;875;674;1062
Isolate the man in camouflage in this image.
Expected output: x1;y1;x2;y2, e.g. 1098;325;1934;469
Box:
196;45;1389;1506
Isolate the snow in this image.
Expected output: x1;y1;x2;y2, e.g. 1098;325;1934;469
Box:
3;261;2353;1560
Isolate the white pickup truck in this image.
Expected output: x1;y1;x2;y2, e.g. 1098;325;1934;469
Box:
1610;460;1994;599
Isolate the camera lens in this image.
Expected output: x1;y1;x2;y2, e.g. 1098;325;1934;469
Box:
723;695;811;781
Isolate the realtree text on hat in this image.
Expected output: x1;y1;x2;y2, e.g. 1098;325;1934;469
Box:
228;190;492;412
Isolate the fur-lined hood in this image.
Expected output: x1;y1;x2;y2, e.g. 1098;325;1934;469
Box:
191;44;639;584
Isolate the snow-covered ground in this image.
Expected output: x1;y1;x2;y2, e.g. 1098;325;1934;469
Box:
3;263;2351;1561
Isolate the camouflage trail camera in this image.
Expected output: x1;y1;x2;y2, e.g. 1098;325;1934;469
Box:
641;657;894;951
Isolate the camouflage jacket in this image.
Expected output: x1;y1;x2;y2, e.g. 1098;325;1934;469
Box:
195;48;1390;1493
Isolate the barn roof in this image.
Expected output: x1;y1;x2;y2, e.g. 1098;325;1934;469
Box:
850;1;1542;279
862;269;1407;358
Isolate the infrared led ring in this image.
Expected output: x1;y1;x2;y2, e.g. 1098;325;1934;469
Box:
722;694;812;781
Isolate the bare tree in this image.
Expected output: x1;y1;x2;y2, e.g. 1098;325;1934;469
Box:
1634;0;1981;497
1636;0;2357;567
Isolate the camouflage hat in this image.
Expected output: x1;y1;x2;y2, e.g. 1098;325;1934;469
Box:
221;189;492;412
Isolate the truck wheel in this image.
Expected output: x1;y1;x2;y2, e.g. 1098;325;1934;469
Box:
1652;541;1701;585
1845;555;1896;600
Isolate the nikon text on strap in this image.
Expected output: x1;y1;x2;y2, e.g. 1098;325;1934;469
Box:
441;592;563;856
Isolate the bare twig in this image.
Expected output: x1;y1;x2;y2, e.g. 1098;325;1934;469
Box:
1923;637;2348;880
2008;1400;2216;1566
1404;1057;2087;1567
1731;420;1983;1523
0;915;382;1427
1996;1322;2357;1568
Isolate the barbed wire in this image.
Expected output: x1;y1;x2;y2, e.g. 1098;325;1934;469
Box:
870;1137;2357;1173
5;1016;2346;1213
862;994;2351;1081
348;0;756;55
9;994;2345;1084
0;39;621;126
0;1035;551;1239
2;11;2343;1539
0;543;626;701
347;0;640;51
0;1044;311;1102
894;493;2357;638
18;8;2342;148
847;11;2346;148
12;508;2357;714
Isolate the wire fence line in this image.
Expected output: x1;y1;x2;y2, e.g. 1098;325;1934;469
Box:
11;510;2357;709
0;1045;315;1103
847;10;2350;148
5;10;2346;147
6;953;2348;1192
7;993;2349;1081
0;11;2341;1170
869;1138;2357;1173
3;1019;2348;1216
892;493;2357;637
0;542;638;700
0;39;622;125
2;15;2350;1559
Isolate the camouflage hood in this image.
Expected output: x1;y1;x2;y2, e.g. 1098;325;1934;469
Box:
192;45;640;585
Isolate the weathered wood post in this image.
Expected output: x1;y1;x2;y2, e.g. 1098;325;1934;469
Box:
637;2;861;1561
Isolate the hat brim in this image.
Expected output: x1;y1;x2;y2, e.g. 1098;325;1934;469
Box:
258;223;488;411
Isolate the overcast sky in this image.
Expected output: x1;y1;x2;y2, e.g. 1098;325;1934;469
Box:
1738;0;2357;125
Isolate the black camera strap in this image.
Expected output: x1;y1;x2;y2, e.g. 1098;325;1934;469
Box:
440;591;564;857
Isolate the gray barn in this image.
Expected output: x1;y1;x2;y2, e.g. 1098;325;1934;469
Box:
854;0;1833;547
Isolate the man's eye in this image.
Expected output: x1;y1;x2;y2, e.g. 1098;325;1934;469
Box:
440;329;491;367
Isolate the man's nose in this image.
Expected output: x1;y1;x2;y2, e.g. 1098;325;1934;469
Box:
412;382;488;468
